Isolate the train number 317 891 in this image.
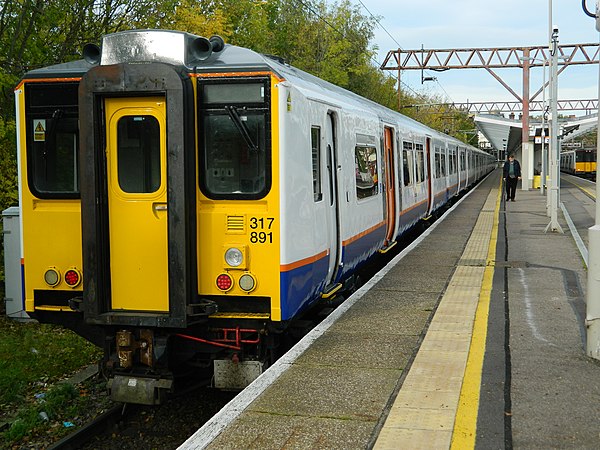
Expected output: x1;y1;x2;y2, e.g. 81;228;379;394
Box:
250;217;275;244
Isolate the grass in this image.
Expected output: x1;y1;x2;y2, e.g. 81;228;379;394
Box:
0;315;107;447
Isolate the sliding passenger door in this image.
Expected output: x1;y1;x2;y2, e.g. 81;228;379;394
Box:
324;112;342;286
383;127;396;244
426;137;433;215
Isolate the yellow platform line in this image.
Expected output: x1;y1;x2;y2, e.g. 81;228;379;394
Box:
451;179;501;449
374;180;501;450
564;175;596;199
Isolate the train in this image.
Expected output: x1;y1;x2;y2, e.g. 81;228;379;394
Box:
560;148;597;178
15;29;495;404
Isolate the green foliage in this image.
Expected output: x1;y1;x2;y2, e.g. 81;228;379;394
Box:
164;0;398;110
0;117;17;212
0;317;101;404
1;381;105;446
0;0;475;236
579;130;597;149
401;92;477;146
0;317;103;445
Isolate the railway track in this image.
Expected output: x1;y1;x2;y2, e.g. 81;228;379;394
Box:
48;404;124;450
45;385;236;450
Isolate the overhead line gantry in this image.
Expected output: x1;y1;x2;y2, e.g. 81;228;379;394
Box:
381;43;600;188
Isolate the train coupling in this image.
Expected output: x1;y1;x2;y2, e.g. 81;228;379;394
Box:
108;375;173;405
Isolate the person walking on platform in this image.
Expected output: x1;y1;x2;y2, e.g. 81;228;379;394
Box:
503;153;521;201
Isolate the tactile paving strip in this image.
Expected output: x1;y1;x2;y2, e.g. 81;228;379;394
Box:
374;186;500;450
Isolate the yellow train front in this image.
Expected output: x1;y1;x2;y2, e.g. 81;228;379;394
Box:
17;30;291;404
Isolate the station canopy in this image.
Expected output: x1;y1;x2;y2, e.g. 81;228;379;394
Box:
475;113;598;154
474;114;522;156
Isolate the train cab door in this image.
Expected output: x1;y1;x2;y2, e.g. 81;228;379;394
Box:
425;137;433;215
324;112;342;288
383;127;396;244
104;97;169;312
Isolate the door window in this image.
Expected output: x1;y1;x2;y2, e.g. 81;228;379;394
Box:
116;115;161;193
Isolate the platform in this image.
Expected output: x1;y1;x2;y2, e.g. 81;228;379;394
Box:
180;170;600;449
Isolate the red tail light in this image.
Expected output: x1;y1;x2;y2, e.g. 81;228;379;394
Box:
64;268;81;287
216;273;233;291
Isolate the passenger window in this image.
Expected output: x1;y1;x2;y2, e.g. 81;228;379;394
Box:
454;151;458;174
415;143;424;183
441;148;447;177
450;148;457;174
311;126;322;202
402;141;413;186
117;115;161;193
355;145;379;199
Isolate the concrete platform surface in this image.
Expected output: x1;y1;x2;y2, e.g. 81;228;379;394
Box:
179;171;600;450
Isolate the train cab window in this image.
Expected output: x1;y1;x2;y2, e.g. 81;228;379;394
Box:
25;82;80;198
116;116;161;193
415;143;425;183
198;78;271;200
402;141;414;186
311;126;322;202
355;145;379;199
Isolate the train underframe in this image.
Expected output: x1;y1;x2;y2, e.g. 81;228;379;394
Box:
32;276;361;405
102;318;287;405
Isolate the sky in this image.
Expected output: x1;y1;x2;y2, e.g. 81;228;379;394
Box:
348;0;600;116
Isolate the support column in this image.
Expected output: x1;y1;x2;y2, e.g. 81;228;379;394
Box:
521;48;532;190
586;9;600;359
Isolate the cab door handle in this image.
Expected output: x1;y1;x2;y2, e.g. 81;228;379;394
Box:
152;202;168;218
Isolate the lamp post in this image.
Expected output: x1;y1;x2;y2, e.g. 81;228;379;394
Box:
545;27;563;233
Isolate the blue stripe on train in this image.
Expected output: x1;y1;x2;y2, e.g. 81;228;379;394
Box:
279;223;386;320
279;253;329;321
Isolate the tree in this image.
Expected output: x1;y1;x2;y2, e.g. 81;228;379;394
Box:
0;0;178;116
0;116;16;211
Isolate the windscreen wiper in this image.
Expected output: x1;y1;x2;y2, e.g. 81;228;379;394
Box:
224;106;259;153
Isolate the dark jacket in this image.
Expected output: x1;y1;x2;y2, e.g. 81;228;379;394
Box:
503;159;521;179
